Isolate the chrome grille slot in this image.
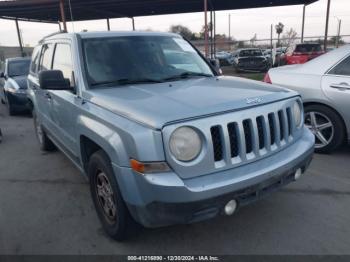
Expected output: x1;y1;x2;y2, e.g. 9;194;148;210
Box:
278;110;285;141
227;122;239;158
256;116;265;150
286;107;293;136
268;113;276;145
243;119;253;154
210;125;223;162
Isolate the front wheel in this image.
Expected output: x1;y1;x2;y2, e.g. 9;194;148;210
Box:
89;150;136;241
304;105;345;154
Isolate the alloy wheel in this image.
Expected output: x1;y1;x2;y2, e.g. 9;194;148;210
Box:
305;111;334;149
96;171;117;224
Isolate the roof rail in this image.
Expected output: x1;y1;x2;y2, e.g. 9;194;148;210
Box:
39;30;67;44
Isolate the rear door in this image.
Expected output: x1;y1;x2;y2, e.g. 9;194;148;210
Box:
49;41;80;159
321;54;350;128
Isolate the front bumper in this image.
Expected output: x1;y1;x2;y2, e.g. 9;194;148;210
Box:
7;92;30;111
113;128;314;228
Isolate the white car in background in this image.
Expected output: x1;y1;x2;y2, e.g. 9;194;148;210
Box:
264;45;350;153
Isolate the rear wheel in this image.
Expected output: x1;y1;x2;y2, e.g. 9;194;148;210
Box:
89;150;136;241
304;104;345;154
33;109;56;151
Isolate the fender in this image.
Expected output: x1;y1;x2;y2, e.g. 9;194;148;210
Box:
77;114;130;169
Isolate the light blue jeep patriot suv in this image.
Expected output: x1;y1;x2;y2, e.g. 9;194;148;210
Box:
27;31;314;240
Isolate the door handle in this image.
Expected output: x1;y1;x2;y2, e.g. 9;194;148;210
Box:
44;93;52;100
330;82;350;90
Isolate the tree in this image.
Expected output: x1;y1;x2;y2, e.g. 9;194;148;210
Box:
275;22;284;47
169;25;195;40
281;28;298;49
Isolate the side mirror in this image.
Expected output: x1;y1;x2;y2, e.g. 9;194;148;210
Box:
0;72;4;78
39;70;71;90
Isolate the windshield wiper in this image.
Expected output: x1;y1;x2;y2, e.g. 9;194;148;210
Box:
162;72;213;82
91;78;163;87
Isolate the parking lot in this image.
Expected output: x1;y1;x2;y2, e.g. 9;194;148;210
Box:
0;103;350;255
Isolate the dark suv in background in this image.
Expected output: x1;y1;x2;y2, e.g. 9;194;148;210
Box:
0;57;31;115
233;48;269;73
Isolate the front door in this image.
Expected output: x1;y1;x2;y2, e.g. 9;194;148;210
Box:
49;42;80;159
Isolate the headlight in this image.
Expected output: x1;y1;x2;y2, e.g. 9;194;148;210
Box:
169;127;202;162
293;100;303;128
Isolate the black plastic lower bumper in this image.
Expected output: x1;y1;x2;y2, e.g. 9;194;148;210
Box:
7;92;30;111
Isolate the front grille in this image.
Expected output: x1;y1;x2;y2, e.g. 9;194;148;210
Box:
211;106;295;163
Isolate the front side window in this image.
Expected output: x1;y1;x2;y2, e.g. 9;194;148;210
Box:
39;43;55;72
8;60;31;77
52;43;73;86
30;46;41;74
328;56;350;76
82;35;213;87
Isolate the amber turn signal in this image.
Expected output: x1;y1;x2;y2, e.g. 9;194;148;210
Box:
130;159;170;174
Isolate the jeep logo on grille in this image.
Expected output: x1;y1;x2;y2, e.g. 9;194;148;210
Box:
246;97;263;104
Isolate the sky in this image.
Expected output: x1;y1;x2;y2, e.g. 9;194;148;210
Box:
0;0;349;47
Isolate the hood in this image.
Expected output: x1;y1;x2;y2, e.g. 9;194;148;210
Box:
9;75;28;89
84;76;296;129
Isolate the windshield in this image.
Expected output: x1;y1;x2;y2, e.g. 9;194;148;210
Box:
83;35;214;87
239;50;262;57
295;44;322;53
8;60;30;77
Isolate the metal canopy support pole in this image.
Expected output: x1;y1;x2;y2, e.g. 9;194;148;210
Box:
213;11;216;56
204;0;208;58
228;14;231;41
336;19;342;48
58;22;62;31
210;10;213;58
107;18;110;31
324;0;331;51
301;4;306;43
15;19;24;57
270;24;273;53
59;0;67;32
131;17;135;31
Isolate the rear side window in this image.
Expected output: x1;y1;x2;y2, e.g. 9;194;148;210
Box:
52;43;74;86
328;56;350;76
295;44;322;53
39;44;55;72
30;46;41;74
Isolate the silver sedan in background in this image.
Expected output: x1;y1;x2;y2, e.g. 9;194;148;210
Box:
264;45;350;153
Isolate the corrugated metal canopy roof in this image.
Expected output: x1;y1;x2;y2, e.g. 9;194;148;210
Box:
0;0;318;23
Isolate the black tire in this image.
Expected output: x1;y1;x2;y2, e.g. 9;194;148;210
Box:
32;109;56;151
88;150;135;241
6;94;15;116
304;104;345;154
